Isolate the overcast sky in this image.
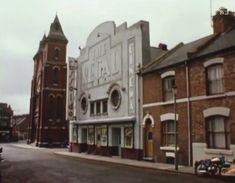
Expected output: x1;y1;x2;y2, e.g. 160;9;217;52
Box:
0;0;234;115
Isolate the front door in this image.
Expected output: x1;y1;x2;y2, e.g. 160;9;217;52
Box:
112;128;121;156
144;119;153;158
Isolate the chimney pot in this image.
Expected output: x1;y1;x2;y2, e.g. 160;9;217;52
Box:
213;7;235;34
158;43;168;51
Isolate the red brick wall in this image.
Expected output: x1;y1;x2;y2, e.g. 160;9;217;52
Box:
189;61;207;97
29;34;68;146
143;52;235;165
224;55;235;91
45;43;67;63
143;73;160;103
143;66;189;165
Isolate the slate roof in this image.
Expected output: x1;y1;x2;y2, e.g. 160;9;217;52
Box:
196;28;235;57
150;47;166;62
33;15;68;60
143;27;235;74
46;15;68;43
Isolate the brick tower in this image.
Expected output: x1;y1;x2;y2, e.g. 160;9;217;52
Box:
27;15;68;147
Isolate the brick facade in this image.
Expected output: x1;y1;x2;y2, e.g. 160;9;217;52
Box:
0;103;13;142
142;8;235;166
27;16;68;147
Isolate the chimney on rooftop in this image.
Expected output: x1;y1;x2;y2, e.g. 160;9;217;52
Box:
213;7;235;34
158;43;168;51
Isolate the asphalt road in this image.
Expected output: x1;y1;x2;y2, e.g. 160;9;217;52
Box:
0;144;233;183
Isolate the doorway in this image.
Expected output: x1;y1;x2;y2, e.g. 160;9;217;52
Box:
112;128;121;156
144;119;153;159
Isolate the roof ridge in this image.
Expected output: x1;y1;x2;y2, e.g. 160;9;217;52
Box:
142;42;184;72
187;33;220;58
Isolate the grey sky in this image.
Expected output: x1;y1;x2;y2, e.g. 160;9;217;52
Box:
0;0;234;114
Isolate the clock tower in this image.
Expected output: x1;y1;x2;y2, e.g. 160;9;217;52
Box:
28;15;68;147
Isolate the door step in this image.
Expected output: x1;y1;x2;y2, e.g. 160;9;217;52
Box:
143;157;154;162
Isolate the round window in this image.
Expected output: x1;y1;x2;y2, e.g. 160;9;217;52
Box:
110;89;121;109
81;96;87;113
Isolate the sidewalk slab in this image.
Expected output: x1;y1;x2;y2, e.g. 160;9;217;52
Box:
9;143;235;177
11;143;194;175
54;151;194;175
12;143;194;174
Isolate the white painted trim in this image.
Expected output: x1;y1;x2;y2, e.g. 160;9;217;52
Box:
160;146;179;151
160;113;179;122
204;148;233;155
142;113;155;127
203;57;224;68
203;107;230;118
75;116;136;125
143;91;235;108
166;152;175;157
190;93;226;102
192;142;206;147
160;70;175;79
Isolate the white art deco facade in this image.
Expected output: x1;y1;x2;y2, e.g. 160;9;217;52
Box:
67;21;151;159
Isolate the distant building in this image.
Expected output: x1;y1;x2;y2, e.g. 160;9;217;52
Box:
12;114;30;141
142;8;235;165
27;15;68;147
67;21;165;159
0;103;13;142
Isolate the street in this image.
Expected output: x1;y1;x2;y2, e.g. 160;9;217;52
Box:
0;144;232;183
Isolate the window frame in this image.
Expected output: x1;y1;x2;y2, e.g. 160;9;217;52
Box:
124;126;133;148
161;120;176;146
162;76;175;101
88;126;95;145
206;64;224;95
56;96;63;121
102;100;108;115
52;68;59;85
72;125;78;143
54;47;60;60
206;115;229;149
90;102;95;116
80;96;88;114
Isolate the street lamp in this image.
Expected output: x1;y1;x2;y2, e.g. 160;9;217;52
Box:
172;85;178;171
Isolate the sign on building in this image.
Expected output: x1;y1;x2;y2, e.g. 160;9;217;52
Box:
66;57;78;120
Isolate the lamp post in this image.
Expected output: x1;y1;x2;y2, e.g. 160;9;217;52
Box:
172;86;178;171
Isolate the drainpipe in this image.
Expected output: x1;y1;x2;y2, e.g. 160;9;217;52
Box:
185;60;192;166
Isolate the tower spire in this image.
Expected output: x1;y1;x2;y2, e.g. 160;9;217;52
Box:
46;15;68;43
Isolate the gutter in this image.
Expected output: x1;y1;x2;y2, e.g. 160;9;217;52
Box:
185;60;192;166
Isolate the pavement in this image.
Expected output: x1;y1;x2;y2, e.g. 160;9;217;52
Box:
12;143;194;175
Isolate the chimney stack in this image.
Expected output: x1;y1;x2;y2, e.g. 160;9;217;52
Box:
213;7;235;34
158;43;168;51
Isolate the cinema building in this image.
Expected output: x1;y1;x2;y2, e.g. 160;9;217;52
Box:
67;21;165;159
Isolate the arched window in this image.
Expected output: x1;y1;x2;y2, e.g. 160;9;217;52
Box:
48;95;55;119
53;68;59;84
54;48;60;59
163;76;175;101
56;96;63;120
207;64;224;95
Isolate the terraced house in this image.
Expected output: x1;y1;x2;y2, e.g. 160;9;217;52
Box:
0;103;13;142
142;8;235;166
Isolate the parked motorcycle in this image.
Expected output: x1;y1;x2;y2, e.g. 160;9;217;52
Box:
194;155;231;176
